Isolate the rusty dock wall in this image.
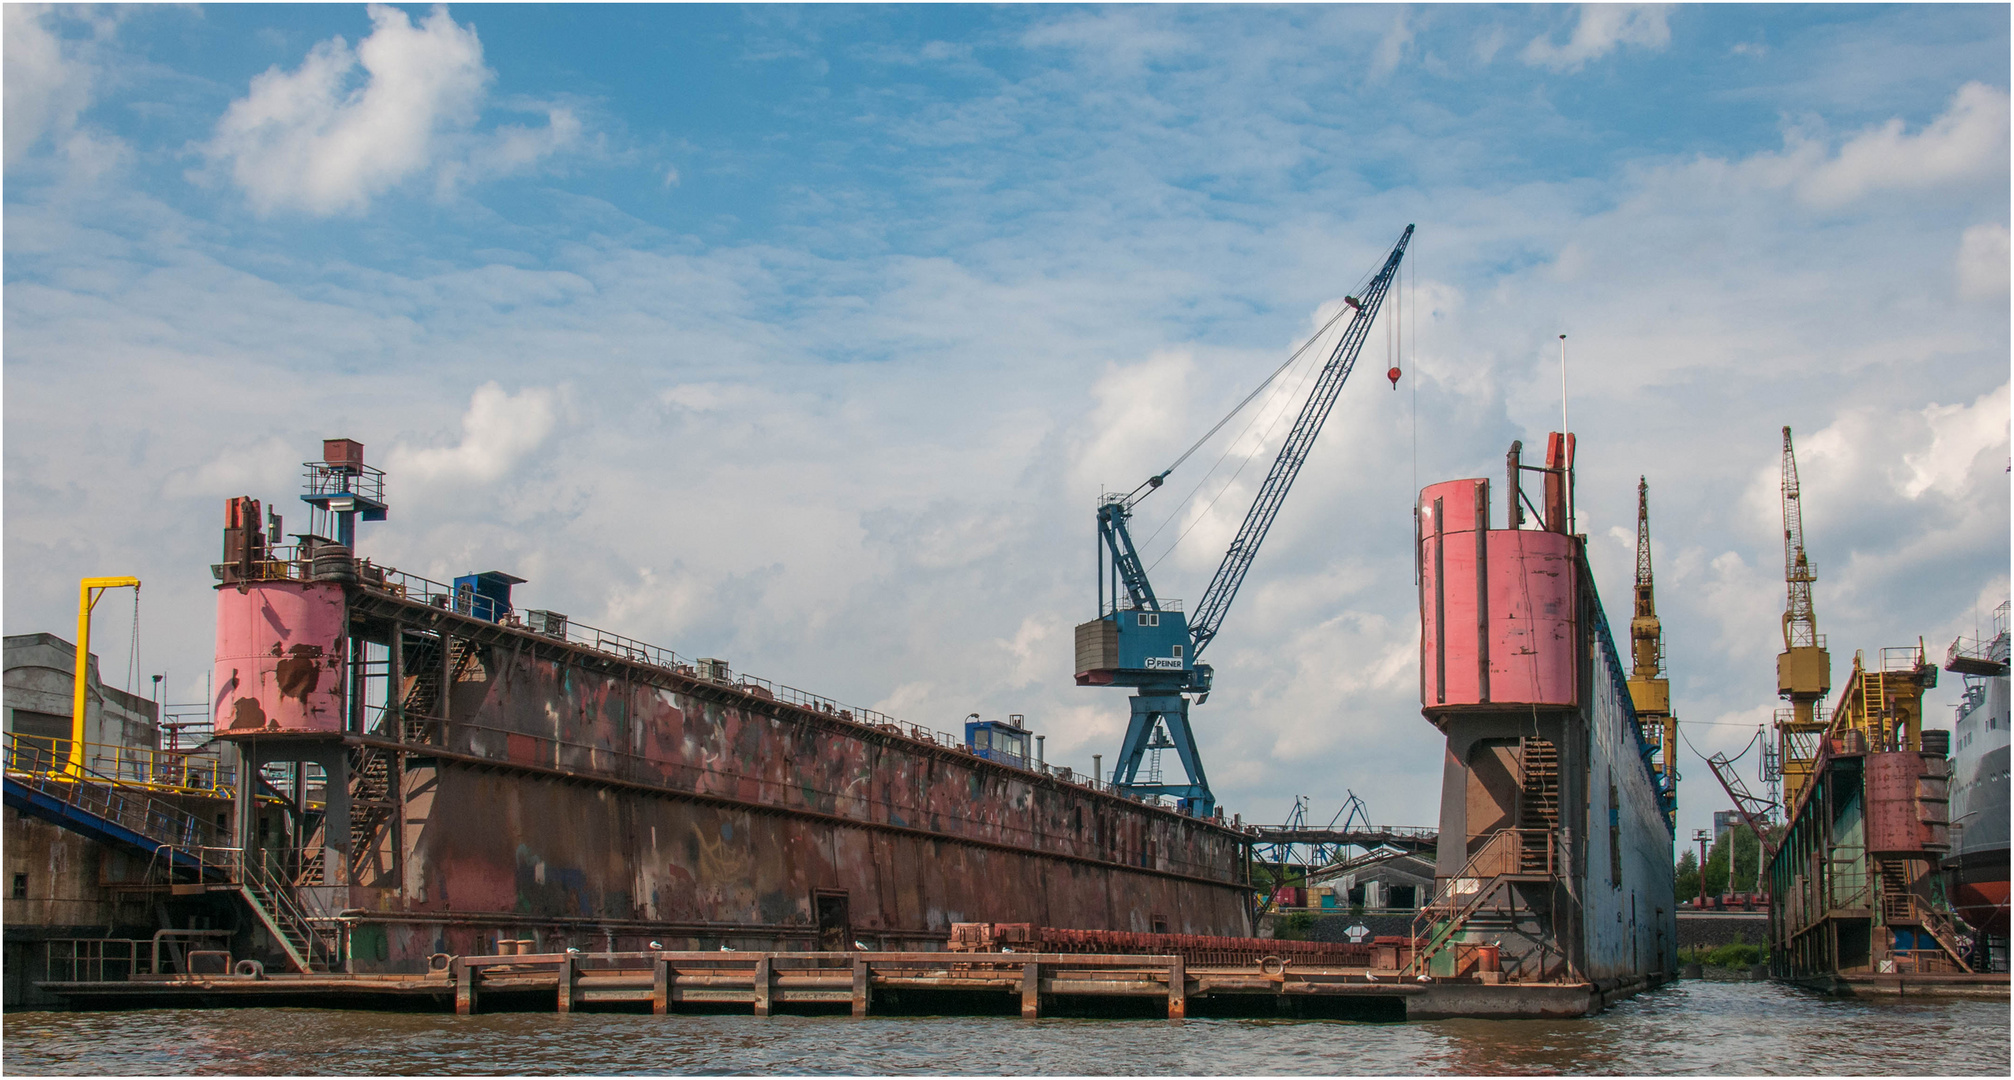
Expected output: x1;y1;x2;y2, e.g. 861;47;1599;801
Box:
213;577;1253;971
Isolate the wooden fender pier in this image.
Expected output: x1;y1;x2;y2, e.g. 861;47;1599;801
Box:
39;949;1663;1019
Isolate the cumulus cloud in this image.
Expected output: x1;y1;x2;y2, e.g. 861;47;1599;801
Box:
1793;82;2010;209
388;382;560;486
1522;4;1672;72
1957;223;2010;300
202;4;576;215
1902;384;2010;500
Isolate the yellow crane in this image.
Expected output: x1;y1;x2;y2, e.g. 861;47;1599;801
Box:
67;576;140;779
1625;477;1677;825
1775;427;1830;809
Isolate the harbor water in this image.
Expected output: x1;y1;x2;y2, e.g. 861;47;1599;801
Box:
3;981;2006;1075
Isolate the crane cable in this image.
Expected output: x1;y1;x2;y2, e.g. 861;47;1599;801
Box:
1681;723;1759;769
1122;301;1362;515
125;588;141;697
1141;321;1339;572
1119;248;1390;511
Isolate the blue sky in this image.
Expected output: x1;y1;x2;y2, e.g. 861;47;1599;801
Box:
5;3;2008;846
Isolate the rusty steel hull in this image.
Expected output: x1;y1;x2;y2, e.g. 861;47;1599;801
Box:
219;582;1252;972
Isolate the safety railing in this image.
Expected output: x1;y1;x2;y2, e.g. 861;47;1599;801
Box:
1406;829;1557;977
41;938;156;982
338;556;1144;811
4;733;229;853
202;845;342;970
1886;948;1965;975
1111;596;1183;612
305;460;384;503
1878;645;1927;672
5;732;236;799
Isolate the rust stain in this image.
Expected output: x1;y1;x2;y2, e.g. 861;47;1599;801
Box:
228;695;268;731
274;643;325;701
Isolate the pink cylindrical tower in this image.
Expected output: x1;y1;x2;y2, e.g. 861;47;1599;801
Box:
215;580;347;733
1418;478;1578;713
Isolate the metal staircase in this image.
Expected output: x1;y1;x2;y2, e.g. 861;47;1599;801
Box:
1405;742;1565;978
1517;738;1560;873
1406;827;1558;977
234;848;341;972
343;635;468;882
399;634;474;745
1878;859;1973;973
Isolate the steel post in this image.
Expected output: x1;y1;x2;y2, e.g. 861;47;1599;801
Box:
752;955;772;1016
852;958;870;1017
454;956;476;1015
1168;956;1186;1018
1020;961;1040;1019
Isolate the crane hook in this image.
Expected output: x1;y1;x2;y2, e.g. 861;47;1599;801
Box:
1387;366;1402;390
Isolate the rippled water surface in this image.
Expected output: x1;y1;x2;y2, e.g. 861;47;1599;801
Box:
4;981;2008;1075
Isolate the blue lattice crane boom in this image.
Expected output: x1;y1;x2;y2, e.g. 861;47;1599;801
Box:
1074;225;1414;817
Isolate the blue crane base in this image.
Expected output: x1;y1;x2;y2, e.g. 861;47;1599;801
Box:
1112;690;1215;818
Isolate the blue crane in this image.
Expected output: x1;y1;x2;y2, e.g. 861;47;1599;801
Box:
1073;225;1413;817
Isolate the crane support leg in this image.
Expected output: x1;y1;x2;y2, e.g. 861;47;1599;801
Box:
1113;692;1214;817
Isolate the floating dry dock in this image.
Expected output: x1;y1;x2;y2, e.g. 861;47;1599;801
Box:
10;433;1692;1020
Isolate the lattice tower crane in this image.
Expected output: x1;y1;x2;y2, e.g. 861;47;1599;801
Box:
1625;477;1677;826
1775;426;1831;809
1073;225;1413;817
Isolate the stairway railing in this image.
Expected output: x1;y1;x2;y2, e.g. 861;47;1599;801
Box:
1406;828;1557;977
225;847;340;973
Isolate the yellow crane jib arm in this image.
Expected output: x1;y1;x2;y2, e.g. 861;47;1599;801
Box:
68;576;140;780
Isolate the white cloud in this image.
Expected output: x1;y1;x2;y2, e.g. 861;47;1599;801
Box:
3;4;125;175
1957;222;2010;301
3;5;91;166
202;4;577;216
1903;384;2010;500
1793;82;2010;209
1522;5;1672;73
162;437;302;500
388;382;560;486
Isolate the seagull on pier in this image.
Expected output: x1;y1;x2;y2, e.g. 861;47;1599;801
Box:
649;941;664;951
565;947;582;955
853;940;871;952
719;944;736;952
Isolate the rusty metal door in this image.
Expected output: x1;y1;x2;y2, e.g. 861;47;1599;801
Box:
815;890;851;952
